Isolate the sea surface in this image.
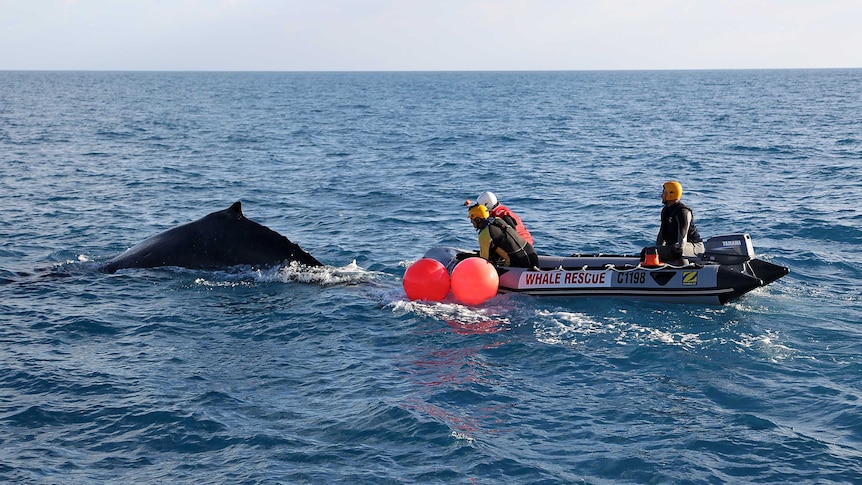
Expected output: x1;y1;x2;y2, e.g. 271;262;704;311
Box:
1;69;861;484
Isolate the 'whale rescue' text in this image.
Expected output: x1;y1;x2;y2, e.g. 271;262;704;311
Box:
520;270;610;288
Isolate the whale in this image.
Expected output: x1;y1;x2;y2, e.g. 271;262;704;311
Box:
102;201;322;273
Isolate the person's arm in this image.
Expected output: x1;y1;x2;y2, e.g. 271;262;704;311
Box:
677;209;692;249
494;247;512;266
478;229;492;260
479;226;511;265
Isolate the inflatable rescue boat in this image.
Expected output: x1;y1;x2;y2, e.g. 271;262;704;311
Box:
423;234;789;305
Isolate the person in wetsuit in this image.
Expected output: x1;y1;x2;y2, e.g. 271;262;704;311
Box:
468;203;538;268
656;180;704;262
464;191;534;246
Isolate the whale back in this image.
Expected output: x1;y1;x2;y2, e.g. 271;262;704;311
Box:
102;201;322;273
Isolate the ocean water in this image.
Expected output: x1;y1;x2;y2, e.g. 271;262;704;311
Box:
1;69;861;484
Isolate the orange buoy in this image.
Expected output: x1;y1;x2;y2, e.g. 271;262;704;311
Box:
450;257;499;305
403;258;451;301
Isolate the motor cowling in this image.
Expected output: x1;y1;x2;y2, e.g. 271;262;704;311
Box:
701;234;756;265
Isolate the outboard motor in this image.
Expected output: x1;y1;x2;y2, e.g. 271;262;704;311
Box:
701;234;756;270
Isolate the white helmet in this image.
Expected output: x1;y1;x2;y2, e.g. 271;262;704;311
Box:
476;191;498;210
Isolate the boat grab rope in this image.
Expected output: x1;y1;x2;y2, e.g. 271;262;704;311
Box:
550;262;702;272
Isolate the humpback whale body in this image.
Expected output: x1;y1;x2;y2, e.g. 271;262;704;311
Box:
102;201;322;274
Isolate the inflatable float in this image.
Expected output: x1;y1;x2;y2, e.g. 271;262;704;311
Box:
422;234;789;305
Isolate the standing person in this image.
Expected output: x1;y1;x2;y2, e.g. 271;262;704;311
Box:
468;203;538;268
464;191;534;246
656;180;704;261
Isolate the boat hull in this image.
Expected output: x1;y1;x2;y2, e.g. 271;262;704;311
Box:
497;262;761;305
423;235;789;305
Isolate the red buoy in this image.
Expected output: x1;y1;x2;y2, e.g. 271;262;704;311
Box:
403;258;451;301
450;257;499;305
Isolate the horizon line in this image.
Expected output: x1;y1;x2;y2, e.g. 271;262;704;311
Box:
2;66;861;74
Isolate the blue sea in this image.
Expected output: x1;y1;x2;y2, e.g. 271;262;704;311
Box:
1;69;861;484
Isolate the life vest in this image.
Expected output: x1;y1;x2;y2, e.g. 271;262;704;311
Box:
489;204;534;246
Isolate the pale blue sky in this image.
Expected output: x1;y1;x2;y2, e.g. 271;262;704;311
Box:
2;0;860;71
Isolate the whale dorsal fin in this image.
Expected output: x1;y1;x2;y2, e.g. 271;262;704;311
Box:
228;201;244;218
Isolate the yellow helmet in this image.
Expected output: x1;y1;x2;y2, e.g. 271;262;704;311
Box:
663;180;683;201
468;203;489;220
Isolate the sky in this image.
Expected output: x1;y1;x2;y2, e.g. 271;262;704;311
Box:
1;0;860;71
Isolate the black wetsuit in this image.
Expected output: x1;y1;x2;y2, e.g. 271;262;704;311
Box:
484;218;539;268
659;202;702;247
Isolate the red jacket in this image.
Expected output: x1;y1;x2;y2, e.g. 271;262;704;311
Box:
489;204;534;246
